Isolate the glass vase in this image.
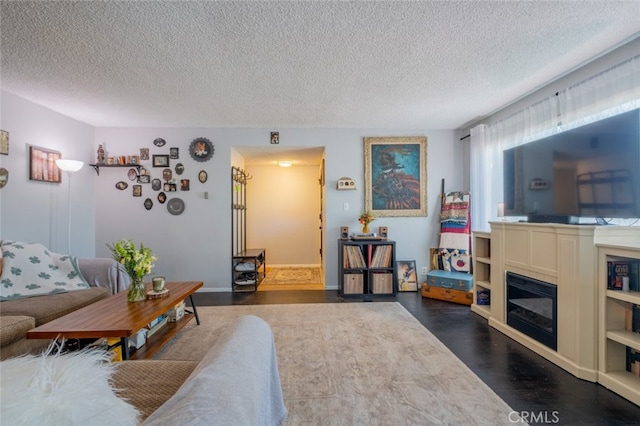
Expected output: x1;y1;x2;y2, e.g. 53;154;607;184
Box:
362;224;370;234
127;277;147;303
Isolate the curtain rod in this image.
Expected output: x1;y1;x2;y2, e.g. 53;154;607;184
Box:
460;134;470;141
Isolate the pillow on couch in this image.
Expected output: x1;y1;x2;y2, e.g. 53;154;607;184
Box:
0;240;90;300
0;346;139;425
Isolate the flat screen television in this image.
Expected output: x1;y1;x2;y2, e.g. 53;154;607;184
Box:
503;109;640;223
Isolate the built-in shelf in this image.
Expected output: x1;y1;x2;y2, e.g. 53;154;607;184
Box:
471;231;491;319
89;164;141;176
598;245;640;406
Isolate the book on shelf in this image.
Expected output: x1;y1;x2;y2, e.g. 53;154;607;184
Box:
626;304;640;333
607;259;640;291
343;243;393;269
371;244;392;268
626;347;640;377
343;245;365;269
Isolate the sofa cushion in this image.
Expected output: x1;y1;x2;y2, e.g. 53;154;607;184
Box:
0;316;35;347
0;241;89;300
0;287;110;326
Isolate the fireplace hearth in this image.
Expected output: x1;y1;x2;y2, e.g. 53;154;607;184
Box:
506;272;557;350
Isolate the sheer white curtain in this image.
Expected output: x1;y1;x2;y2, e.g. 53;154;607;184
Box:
470;54;640;231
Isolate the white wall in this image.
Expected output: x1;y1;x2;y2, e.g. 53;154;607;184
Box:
92;127;461;291
0;92;96;256
246;164;321;266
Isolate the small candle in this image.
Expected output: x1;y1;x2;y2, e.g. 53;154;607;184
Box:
152;277;165;292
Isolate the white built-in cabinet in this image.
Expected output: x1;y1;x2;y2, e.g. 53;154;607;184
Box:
471;231;491;319
597;244;640;406
473;222;640;406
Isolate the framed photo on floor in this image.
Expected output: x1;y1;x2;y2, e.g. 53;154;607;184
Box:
364;136;427;217
29;146;62;183
396;260;418;292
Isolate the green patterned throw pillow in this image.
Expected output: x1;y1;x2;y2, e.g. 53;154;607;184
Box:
0;241;90;300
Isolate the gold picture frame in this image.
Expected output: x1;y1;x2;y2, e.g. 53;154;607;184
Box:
364;136;427;217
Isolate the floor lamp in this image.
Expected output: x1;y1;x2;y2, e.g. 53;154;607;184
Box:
55;159;84;255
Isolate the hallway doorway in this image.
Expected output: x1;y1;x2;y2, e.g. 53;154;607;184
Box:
232;146;326;291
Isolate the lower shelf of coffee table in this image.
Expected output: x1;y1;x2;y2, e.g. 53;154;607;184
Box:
129;312;195;360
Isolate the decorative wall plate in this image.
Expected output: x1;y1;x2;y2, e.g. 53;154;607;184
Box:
167;198;185;215
151;178;161;191
128;168;138;181
0;167;8;188
144;198;153;210
175;163;184;175
189;137;214;162
157;192;167;204
198;170;207;183
115;181;128;190
153;138;166;147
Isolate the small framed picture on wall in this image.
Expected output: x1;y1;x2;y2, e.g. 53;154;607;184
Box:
153;154;170;167
29;146;62;183
0;130;8;155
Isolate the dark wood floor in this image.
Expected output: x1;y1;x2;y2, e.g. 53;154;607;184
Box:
191;290;640;425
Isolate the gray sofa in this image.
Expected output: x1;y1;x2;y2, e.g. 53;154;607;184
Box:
0;258;130;360
112;315;288;425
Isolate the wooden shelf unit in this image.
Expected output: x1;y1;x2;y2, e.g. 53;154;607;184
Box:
471;231;492;319
597;245;640;406
339;239;396;300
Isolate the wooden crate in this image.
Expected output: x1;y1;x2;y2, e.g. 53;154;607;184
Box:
421;282;473;306
371;272;393;294
343;274;364;294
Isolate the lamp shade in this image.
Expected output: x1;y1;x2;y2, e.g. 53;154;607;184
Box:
55;159;84;173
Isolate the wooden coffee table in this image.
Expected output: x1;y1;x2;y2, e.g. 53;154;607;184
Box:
27;281;203;360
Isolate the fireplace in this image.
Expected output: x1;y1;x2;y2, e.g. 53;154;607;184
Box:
506;272;557;350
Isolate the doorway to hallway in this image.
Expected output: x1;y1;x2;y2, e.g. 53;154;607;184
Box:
232;145;326;291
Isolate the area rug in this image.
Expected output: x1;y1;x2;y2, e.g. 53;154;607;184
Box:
261;266;323;285
155;303;523;425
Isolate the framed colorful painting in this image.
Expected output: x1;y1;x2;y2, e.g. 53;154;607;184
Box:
396;260;418;292
29;146;62;183
364;136;427;217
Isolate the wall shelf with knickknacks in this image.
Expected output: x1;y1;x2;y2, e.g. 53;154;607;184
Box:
89;164;141;176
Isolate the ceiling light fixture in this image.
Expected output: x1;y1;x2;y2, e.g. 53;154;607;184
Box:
278;161;292;167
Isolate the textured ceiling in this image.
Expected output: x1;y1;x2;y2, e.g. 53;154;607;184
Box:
1;1;639;132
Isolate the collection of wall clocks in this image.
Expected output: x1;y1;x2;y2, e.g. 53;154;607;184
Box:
106;137;214;215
